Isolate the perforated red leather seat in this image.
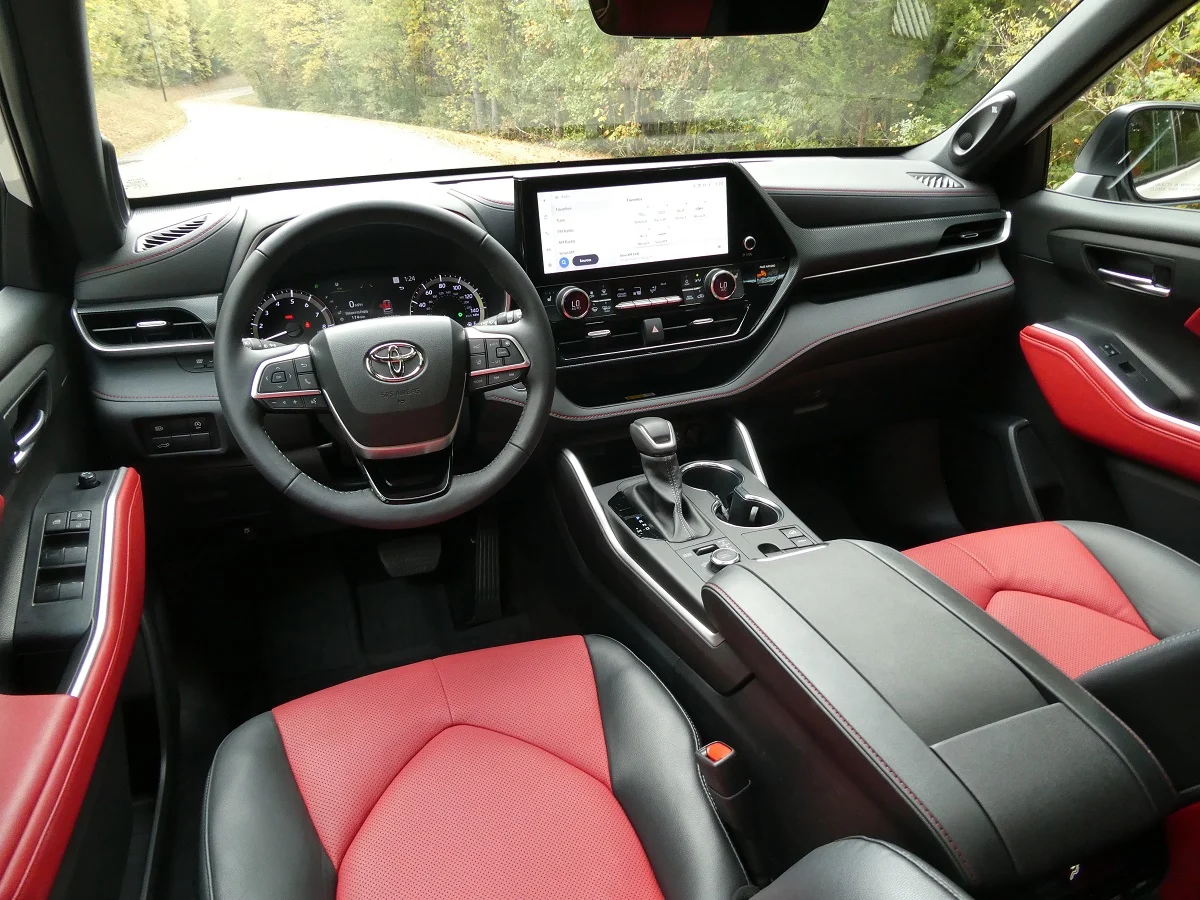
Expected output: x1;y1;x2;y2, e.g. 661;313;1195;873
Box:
201;635;748;900
903;521;1200;680
904;520;1200;792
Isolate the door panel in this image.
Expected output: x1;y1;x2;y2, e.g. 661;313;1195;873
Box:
0;285;149;899
1008;189;1200;557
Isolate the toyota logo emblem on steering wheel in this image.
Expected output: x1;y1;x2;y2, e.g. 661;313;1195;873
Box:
365;341;426;383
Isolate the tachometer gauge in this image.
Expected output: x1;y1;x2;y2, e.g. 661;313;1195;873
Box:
412;275;485;325
252;290;335;344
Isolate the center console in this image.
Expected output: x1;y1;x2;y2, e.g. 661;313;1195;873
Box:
514;163;794;366
556;418;1178;900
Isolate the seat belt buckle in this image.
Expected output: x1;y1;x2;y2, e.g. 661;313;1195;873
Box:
698;741;750;801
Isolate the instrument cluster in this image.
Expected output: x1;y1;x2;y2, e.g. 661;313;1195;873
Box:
247;271;489;345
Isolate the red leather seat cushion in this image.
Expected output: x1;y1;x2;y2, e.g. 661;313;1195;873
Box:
272;636;663;900
904;522;1157;678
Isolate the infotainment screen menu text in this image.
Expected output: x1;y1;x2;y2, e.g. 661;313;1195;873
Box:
536;176;728;275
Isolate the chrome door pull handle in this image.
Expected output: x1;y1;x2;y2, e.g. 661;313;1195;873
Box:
1097;267;1172;298
12;408;45;472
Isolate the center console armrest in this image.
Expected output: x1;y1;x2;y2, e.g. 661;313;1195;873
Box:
758;838;971;900
703;540;1175;891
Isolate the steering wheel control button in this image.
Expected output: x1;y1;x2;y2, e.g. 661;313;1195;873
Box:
704;268;738;301
257;360;297;394
641;317;665;346
294;356;314;374
709;547;741;570
556;286;591;320
298;373;319;391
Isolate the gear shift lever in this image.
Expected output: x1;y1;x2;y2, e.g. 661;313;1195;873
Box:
628;417;710;542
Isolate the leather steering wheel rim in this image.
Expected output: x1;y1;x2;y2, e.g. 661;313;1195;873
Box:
214;199;555;529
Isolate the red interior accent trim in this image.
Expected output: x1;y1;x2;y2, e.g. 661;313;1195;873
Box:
1185;308;1200;339
1162;802;1200;900
1020;325;1200;484
0;469;145;900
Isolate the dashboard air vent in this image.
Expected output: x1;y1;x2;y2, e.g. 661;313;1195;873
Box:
908;172;965;190
77;307;211;349
134;215;210;252
938;216;1007;250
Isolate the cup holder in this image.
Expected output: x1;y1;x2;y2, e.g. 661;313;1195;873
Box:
682;462;781;529
681;462;744;503
723;494;782;529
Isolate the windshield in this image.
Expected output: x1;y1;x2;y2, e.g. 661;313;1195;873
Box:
86;0;1080;198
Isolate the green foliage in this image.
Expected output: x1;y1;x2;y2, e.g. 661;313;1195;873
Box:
1049;6;1200;187
87;0;216;86
91;0;1199;177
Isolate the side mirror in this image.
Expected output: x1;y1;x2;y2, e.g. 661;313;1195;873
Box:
1063;102;1200;204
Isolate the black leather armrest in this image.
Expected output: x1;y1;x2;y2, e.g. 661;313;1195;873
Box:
702;540;1174;890
757;838;971;900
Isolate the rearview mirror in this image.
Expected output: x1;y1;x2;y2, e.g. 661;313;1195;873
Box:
587;0;829;37
1063;102;1200;205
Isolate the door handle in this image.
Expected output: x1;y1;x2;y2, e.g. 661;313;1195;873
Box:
1096;267;1172;298
12;408;45;472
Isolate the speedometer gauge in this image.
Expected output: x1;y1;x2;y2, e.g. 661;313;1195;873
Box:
252;290;335;344
412;275;485;325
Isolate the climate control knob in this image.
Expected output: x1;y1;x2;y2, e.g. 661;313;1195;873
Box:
704;268;738;301
556;286;592;320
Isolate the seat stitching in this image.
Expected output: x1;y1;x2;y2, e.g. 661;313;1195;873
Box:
336;723;622;869
706;582;978;885
932;540;1001;611
1081;627;1200;678
429;657;456;724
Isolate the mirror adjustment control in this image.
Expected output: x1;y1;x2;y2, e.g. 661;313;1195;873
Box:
557;286;591;320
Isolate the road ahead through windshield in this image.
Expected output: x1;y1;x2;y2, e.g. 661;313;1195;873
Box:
117;87;501;197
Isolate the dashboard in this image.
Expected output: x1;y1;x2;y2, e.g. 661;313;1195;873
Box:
248;270;491;345
72;156;1012;462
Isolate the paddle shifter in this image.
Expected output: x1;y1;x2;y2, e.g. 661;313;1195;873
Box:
628;417;710;543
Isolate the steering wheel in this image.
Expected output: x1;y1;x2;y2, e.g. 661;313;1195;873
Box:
214;200;555;529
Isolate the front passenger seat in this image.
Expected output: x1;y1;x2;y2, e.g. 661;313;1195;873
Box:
905;520;1200;790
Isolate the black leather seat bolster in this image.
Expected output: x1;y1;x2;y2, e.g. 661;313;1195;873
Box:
757;837;972;900
584;635;749;900
1079;629;1200;799
1060;521;1200;637
201;711;335;900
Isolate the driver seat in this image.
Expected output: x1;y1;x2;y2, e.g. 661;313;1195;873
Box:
201;636;748;900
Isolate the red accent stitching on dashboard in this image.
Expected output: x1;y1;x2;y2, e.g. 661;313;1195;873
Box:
92;390;218;402
704;580;979;885
488;279;1012;420
79;211;234;278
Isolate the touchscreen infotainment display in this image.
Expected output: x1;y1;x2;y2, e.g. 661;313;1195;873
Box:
536;176;728;275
